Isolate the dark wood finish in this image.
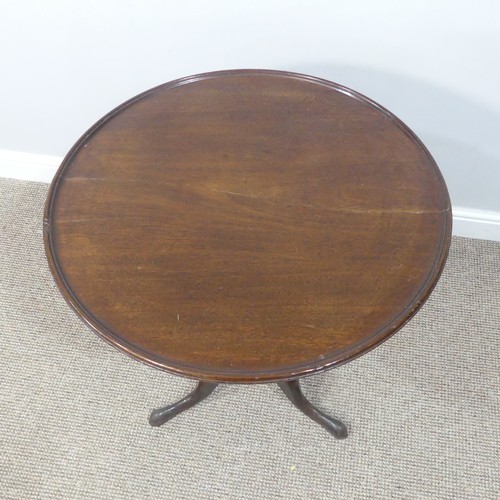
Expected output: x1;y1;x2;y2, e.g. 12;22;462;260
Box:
44;70;452;384
149;381;218;427
278;380;347;438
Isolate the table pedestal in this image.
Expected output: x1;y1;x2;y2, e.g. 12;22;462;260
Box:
149;379;348;439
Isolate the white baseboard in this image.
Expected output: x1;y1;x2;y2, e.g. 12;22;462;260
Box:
0;149;61;183
452;208;500;242
1;149;499;242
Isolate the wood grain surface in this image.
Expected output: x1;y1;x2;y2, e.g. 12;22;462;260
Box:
44;70;452;382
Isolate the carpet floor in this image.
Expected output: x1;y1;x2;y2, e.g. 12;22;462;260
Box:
0;178;499;499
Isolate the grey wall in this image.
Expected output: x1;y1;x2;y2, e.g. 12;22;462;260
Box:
1;0;499;214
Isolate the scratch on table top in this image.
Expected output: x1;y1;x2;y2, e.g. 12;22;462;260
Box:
214;189;451;215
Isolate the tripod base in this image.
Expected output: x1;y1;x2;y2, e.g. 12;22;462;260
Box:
149;378;347;438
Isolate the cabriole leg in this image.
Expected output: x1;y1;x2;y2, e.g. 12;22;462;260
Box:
149;381;218;427
278;379;348;439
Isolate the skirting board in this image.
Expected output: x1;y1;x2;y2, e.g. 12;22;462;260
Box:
0;149;62;183
1;149;499;242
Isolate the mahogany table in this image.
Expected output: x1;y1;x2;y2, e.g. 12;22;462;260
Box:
44;70;452;438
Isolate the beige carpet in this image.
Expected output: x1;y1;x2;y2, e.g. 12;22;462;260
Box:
0;177;499;499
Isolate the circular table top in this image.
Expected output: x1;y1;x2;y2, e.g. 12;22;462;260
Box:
44;70;452;383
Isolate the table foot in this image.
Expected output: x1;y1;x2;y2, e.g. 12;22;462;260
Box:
278;380;348;439
149;381;218;427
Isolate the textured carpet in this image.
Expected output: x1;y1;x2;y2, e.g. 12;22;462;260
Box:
0;177;499;499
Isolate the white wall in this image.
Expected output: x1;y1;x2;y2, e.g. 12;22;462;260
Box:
1;0;499;238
